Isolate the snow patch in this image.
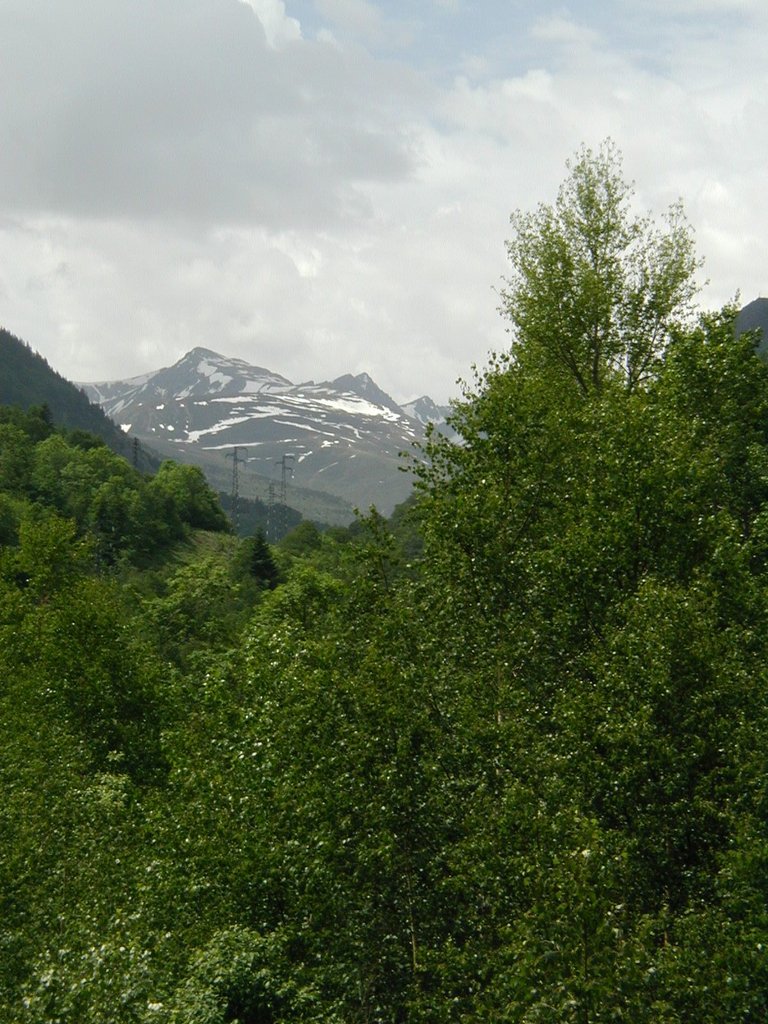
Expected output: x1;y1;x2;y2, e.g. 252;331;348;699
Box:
197;360;233;391
272;419;334;434
210;398;292;417
186;416;252;442
242;379;291;394
200;441;267;450
312;396;401;419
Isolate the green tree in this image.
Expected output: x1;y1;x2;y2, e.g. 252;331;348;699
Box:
501;139;700;394
407;148;768;1018
148;462;228;533
29;432;74;509
278;519;322;557
142;557;248;668
231;529;279;590
0;423;33;496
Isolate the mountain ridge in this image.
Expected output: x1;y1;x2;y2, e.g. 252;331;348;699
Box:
81;349;452;514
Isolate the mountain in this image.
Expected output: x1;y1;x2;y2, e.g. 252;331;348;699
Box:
735;297;768;358
0;326;156;470
81;348;447;514
402;394;453;430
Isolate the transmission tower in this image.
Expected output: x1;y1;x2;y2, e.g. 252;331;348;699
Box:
267;481;277;543
274;453;294;539
226;446;247;533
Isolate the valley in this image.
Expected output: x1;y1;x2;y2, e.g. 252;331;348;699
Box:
81;348;452;517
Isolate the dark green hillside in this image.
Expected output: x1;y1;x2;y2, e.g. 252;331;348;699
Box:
0;327;155;470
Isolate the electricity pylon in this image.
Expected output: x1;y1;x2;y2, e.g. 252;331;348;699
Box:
226;446;247;534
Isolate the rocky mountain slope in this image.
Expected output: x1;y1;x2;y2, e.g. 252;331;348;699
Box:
82;348;451;514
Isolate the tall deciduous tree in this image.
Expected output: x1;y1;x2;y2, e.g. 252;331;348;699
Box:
502;139;701;394
408;147;768;1019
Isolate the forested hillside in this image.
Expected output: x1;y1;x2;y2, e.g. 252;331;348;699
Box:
0;328;154;468
2;144;768;1022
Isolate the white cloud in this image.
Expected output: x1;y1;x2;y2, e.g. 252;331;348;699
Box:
1;0;768;407
530;13;601;48
314;0;415;48
0;0;422;227
238;0;302;46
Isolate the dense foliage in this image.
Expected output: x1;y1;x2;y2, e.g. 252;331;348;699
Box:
2;146;768;1022
0;405;228;566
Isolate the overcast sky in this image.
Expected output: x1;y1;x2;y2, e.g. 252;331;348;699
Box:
1;0;767;403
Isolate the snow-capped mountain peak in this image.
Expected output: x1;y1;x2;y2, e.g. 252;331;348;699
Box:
402;394;452;427
81;349;449;512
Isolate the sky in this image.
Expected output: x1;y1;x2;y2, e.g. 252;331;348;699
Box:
1;1;767;404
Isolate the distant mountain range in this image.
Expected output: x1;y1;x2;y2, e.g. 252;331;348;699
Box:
81;348;452;514
15;299;766;526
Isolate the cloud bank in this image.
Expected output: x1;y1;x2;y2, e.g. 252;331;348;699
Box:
0;1;767;402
